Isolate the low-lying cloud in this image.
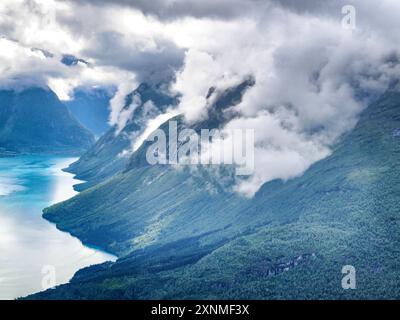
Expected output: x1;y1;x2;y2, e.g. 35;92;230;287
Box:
2;0;400;196
169;2;400;196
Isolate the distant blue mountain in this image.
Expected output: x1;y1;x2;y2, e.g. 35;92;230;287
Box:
0;87;94;155
65;87;114;137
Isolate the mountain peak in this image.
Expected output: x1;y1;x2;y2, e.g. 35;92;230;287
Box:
0;86;94;155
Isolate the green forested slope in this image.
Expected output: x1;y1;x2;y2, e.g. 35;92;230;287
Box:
29;88;400;299
0;88;94;154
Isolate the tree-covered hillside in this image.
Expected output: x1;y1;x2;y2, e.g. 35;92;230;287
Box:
0;87;94;155
29;88;400;299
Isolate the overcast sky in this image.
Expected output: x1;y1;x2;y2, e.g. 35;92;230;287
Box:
1;0;400;196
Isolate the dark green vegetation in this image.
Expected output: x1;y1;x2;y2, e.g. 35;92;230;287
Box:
30;86;400;299
0;87;94;155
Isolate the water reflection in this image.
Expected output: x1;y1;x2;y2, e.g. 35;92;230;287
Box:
0;156;116;300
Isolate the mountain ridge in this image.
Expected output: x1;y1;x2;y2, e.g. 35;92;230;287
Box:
0;87;95;155
28;86;400;299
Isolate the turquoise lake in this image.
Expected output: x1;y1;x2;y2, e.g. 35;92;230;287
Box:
0;155;116;300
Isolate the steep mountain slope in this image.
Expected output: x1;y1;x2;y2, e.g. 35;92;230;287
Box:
65;87;113;137
41;78;256;255
30;87;400;299
0;87;94;155
65;83;177;191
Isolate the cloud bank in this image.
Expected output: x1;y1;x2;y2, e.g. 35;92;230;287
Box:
1;0;400;196
65;0;259;20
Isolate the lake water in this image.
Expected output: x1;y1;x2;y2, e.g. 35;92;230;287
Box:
0;155;116;300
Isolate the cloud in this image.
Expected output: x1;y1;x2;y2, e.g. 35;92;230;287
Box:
2;0;400;197
82;31;184;84
0;0;184;99
65;0;259;20
0;37;63;90
109;79;138;130
168;3;400;196
0;35;136;100
270;0;345;14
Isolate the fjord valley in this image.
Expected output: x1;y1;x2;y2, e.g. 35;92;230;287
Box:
0;85;116;299
2;0;400;303
29;83;400;299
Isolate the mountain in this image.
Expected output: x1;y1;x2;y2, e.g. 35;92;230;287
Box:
0;87;94;155
40;78;255;255
28;86;400;299
65;82;178;191
65;87;113;137
60;54;89;67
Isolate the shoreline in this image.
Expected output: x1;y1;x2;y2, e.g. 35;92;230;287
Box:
0;154;119;300
43;159;120;258
46;157;119;255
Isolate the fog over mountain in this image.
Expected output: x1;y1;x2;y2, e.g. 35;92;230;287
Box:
1;0;400;194
2;0;400;301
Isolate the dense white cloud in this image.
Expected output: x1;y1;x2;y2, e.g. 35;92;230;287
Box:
164;2;400;196
0;0;184;100
109;81;140;133
1;0;400;196
65;0;259;20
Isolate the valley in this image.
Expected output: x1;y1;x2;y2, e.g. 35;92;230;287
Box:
27;86;400;299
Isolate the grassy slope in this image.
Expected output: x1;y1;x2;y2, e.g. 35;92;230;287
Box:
30;89;400;299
